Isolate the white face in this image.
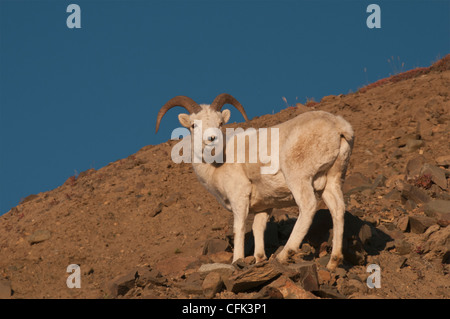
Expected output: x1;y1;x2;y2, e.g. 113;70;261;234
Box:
178;106;231;148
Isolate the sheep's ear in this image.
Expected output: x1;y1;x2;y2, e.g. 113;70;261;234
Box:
178;113;191;128
222;109;231;124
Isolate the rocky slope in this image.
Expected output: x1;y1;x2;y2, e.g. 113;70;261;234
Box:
0;56;449;299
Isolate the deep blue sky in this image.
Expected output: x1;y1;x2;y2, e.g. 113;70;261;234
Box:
0;0;449;215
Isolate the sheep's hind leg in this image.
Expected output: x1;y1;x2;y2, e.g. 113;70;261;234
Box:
252;210;271;262
321;180;345;271
277;179;317;262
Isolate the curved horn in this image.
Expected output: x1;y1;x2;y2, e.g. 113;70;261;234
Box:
210;93;249;122
155;96;201;133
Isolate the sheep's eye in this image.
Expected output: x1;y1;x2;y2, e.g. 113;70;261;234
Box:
191;123;197;129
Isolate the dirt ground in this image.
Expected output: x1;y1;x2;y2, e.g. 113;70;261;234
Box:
0;56;449;299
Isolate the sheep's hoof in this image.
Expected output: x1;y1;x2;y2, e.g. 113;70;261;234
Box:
326;254;343;271
276;248;295;263
255;253;267;263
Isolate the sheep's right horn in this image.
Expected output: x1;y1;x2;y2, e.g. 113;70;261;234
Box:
155;96;201;133
211;93;249;122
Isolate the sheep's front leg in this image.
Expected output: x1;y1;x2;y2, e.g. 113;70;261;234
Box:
252;211;270;262
231;202;249;263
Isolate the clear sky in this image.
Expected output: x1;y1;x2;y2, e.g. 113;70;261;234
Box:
0;0;449;215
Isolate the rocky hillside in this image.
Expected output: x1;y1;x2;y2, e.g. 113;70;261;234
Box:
0;56;449;299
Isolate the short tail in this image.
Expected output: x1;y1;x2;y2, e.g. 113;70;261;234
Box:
335;115;354;143
335;116;354;180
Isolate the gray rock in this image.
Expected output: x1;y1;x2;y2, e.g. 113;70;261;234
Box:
405;156;426;180
202;238;231;255
404;199;417;211
403;139;424;153
400;183;431;204
343;173;372;195
423;199;450;215
396;216;410;232
397;133;421;148
422;226;450;264
27;230;51;245
317;254;331;267
198;263;235;279
423;224;440;240
395;239;412;255
409;215;436;234
202;272;223;299
421;163;447;189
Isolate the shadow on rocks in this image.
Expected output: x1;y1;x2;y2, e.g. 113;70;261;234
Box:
273;209;392;268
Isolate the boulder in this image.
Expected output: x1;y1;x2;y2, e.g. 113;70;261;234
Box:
403;139;424;153
202;272;223;299
422;226;450;264
261;275;317;299
208;251;233;264
405;156;426;180
399;182;431;204
421;163;447;189
396;216;410;232
202;238;231;255
224;261;281;293
27;230;51;245
198;263;235;279
343;173;372;195
422;200;450;227
409;215;437;234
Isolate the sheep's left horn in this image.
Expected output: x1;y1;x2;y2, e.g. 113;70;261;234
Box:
155;96;201;133
210;93;249;122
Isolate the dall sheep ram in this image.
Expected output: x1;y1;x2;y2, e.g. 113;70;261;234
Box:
155;93;354;271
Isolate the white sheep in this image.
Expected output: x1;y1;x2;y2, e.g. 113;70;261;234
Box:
155;93;354;271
